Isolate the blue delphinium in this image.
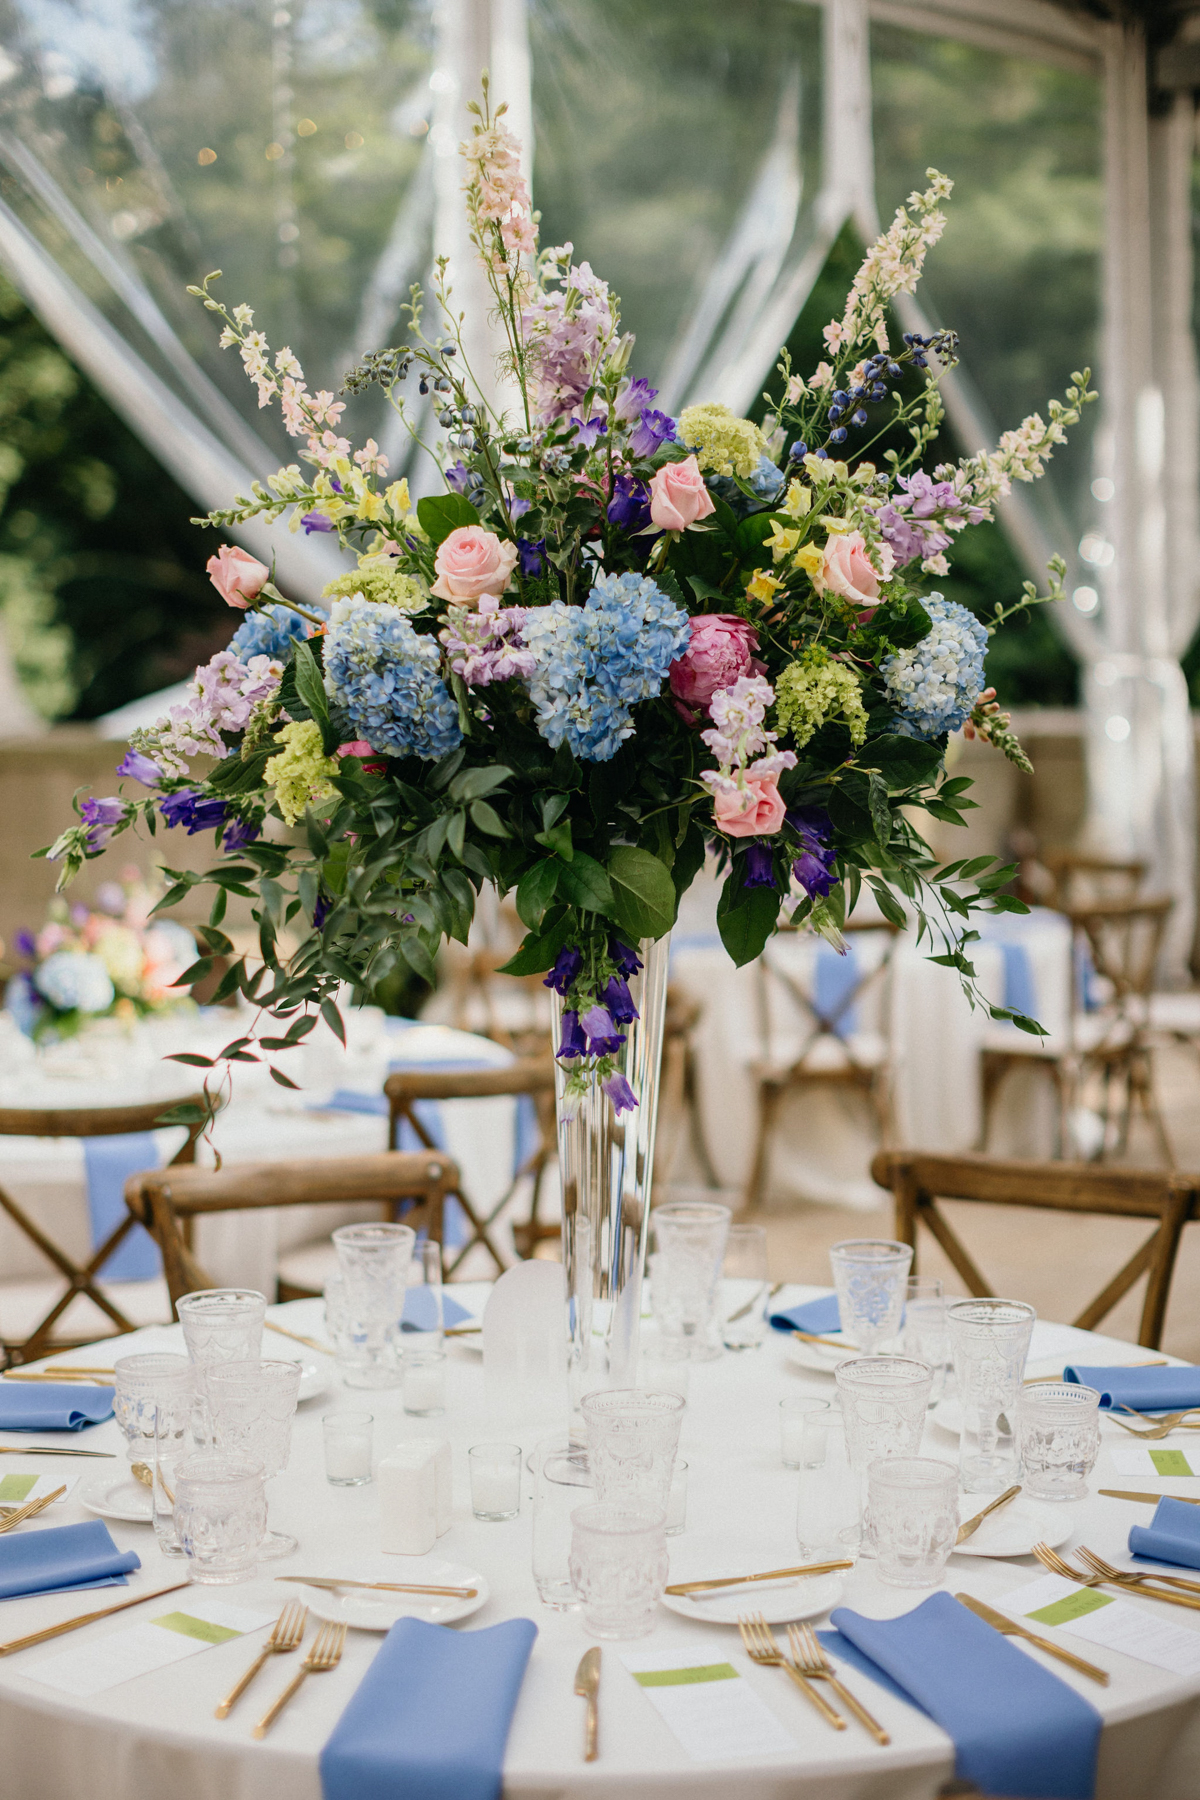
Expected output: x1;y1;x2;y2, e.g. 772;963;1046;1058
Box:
324;597;462;760
882;595;987;741
523;572;689;762
228;603;307;663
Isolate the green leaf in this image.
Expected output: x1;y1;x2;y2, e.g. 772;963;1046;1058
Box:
270;1065;301;1089
866;734;943;789
450;765;512;803
558;851;614;914
400;932;438;985
498;912;572;977
867;772;891;846
446;808;466;860
516;858;560;931
683;573;733;606
208;750;273;794
608;845;677;940
654;567;688;611
535;819;573;861
416;493;480;545
292;640;329;730
320;997;346;1045
716;878;779;966
166;1052;216;1067
469;799;509;838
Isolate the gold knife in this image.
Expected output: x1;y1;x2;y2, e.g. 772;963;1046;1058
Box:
0;1445;115;1458
264;1319;335;1356
1099;1489;1200;1506
574;1646;601;1761
665;1559;853;1596
0;1582;192;1657
277;1575;477;1598
954;1594;1109;1684
955;1484;1022;1545
2;1373;114;1385
792;1330;859;1352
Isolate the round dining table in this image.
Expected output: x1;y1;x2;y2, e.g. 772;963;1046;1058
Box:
1;1287;1198;1800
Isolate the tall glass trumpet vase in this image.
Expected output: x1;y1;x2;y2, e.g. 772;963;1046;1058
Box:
551;935;671;1421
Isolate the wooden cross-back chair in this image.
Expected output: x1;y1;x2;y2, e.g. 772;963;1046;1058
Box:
1042;852;1146;911
126;1150;456;1312
872;1148;1196;1349
0;1097;205;1365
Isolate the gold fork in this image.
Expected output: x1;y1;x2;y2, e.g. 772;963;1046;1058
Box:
0;1485;65;1533
1033;1542;1200;1612
1074;1546;1200;1599
215;1600;307;1719
787;1622;889;1744
253;1619;347;1738
737;1613;845;1729
1109;1411;1200;1440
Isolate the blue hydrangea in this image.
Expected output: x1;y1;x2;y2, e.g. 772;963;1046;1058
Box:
523;571;690;762
881;594;988;740
34;951;115;1015
323;597;461;760
228;603;307;662
707;454;786;518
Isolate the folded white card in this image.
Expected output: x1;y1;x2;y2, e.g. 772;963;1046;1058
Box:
621;1642;797;1762
24;1596;276;1697
999;1573;1200;1677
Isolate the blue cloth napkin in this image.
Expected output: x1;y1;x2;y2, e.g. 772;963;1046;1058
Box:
0;1520;140;1600
0;1383;115;1431
1062;1363;1200;1411
401;1289;474;1332
996;941;1038;1020
1130;1496;1200;1569
82;1132;162;1282
769;1292;840;1335
814;938;860;1038
320;1616;537;1800
828;1592;1101;1800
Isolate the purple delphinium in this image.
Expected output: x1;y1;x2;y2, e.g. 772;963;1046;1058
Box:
743;842;777;889
116;749;162;787
600;973;638;1025
558;1009;587;1059
222;816;260;854
160;790;231;835
609;938;642;979
80;796;125;851
628;409;677;460
313;892;332;931
606;475;651;535
613;378;658;423
300;511;335;534
518;537;546;577
580;1004;626;1056
569;415;607;449
601;1069;638;1114
788;805;838;899
544;945;584;996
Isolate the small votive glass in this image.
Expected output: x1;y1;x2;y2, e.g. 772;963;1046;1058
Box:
902;1277;948;1406
469;1443;522;1520
174;1455;266;1584
403;1349;447;1417
1016;1383;1101;1501
721;1224;769;1350
780;1396;832;1470
666;1460;688;1536
323;1411;374;1486
532;1434;592;1608
568;1503;669;1640
796;1413;860;1559
868;1457;959;1589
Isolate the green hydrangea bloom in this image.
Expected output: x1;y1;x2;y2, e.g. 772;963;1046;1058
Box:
775;648;868;749
676;403;767;479
264;720;338;826
322;554;428;613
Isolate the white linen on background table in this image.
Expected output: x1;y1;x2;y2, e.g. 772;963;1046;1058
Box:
1;1290;1198;1800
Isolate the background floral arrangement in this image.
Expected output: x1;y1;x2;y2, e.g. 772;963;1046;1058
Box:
44;85;1094;1117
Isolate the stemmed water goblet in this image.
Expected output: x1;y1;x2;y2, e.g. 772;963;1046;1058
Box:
829;1240;913;1354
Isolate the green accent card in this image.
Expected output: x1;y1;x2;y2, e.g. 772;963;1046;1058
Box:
1150;1450;1194;1477
151;1612;241;1645
0;1474;37;1503
634;1662;739;1688
1026;1588;1114;1627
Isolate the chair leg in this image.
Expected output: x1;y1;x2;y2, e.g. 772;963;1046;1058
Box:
741;1082;780;1217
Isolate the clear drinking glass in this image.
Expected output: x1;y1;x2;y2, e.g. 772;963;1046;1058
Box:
1016;1383;1101;1501
332;1221;416;1389
829;1240;913;1355
947;1299;1036;1494
174;1455;267;1585
205;1359;302;1557
581;1389;685;1511
780;1396;831;1470
324;1276;350;1358
403;1239;444;1345
177;1289;267;1445
113;1353;191;1466
568;1503;669;1640
721;1224;769;1350
648;1199;732;1360
796;1413;860;1558
532;1434;592;1608
323;1411;374;1486
666;1460;688;1536
902;1277;948;1405
469;1443;522;1520
151;1383;196;1556
403;1348;447;1417
868;1457;959;1588
835;1356;933;1547
638;1337;690;1402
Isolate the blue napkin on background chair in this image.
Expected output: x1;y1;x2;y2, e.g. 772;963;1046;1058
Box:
320;1616;537;1800
826;1592;1101;1800
1062;1364;1200;1411
0;1520;140;1599
814;939;861;1038
0;1383;115;1431
401;1289;474;1332
769;1292;841;1335
82;1132;162;1282
1130;1496;1200;1569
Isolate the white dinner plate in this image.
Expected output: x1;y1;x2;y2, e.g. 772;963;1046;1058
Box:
295;1555;488;1630
660;1570;846;1627
297;1362;331;1403
786;1333;854;1374
79;1474;152;1523
951;1495;1073;1559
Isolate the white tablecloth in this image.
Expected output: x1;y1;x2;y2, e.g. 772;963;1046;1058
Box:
1;1294;1197;1800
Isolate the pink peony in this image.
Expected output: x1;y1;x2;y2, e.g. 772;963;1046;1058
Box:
648;456;716;532
712;774;787;838
206;545;270;610
814;530;892;616
669;614;764;716
430;526;518;605
337;739;387;775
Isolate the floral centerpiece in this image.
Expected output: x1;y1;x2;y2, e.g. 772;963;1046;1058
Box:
5;871;199;1041
45;86;1093;1124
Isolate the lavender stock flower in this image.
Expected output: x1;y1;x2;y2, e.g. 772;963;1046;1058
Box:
544;946;583;996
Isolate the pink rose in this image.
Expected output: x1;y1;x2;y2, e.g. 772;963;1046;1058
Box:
669;614;764;716
206;545;270;610
430;526;519;605
337;739;387;775
814;530;892;616
648;456;716;532
713;774;787;838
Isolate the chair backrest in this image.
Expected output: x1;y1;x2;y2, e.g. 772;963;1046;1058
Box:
126;1150;457;1311
433;943;552;1053
0;1097;207;1148
383;1057;557;1108
872;1148;1196;1348
758;919;900;1073
1043;852;1146;911
1067;897;1173;1012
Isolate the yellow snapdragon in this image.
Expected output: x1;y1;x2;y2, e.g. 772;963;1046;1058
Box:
764;524;801;565
782;481;811;519
746;569;784;605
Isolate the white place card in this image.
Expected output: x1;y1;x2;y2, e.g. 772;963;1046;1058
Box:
0;1472;76;1507
620;1642;797;1762
24;1595;276;1697
998;1573;1200;1677
1108;1441;1200;1480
